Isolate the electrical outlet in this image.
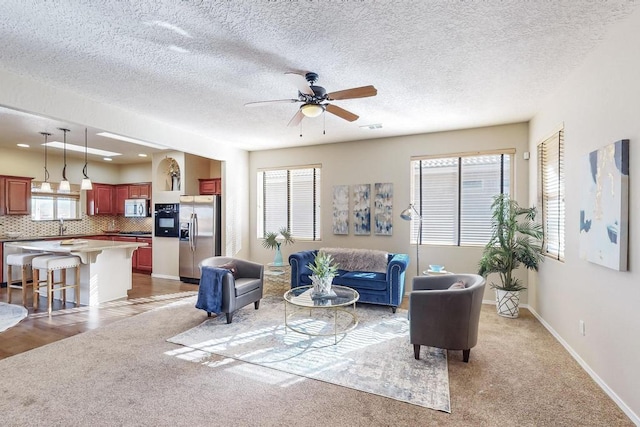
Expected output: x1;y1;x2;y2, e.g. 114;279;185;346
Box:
579;320;586;336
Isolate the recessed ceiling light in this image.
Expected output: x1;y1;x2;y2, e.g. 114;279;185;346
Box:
138;153;148;157
103;157;113;162
96;132;167;150
17;143;30;148
46;141;122;157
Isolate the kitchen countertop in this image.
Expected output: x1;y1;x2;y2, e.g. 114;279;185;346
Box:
0;232;153;243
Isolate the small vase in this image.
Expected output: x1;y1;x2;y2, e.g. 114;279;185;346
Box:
311;275;335;299
171;175;180;191
273;243;284;266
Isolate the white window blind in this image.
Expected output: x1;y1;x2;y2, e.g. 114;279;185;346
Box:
537;130;565;260
411;152;511;246
258;166;321;240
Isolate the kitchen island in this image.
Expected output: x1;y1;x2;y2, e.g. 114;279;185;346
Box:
4;239;147;306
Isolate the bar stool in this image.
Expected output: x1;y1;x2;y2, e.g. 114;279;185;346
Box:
32;255;81;315
6;253;41;306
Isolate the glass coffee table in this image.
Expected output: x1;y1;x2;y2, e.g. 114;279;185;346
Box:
283;285;359;344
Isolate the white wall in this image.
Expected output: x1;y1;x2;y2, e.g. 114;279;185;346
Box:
528;8;640;422
249;123;529;301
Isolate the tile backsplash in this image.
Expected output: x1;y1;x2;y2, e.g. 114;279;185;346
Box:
0;214;152;237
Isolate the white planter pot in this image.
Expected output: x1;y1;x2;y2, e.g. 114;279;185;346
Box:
495;289;520;318
310;275;334;298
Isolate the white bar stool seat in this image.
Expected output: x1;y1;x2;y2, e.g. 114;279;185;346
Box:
6;253;42;306
32;254;81;315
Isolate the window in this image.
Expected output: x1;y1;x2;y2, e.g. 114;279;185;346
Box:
537;130;565;260
31;182;81;221
410;151;512;246
257;166;321;240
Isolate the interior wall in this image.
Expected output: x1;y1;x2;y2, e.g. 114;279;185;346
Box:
118;163;152;184
528;7;640;421
249;122;529;302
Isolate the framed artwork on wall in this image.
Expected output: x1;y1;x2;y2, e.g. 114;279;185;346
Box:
353;184;371;235
332;185;350;235
374;182;393;235
579;139;629;271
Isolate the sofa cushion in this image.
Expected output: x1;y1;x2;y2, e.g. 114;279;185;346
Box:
449;281;466;290
218;261;239;279
234;278;261;296
333;271;388;291
321;247;388;273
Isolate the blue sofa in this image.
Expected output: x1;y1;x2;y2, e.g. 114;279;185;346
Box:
289;249;409;312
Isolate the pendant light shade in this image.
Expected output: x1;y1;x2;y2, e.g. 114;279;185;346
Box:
58;128;71;193
40;132;53;193
80;127;93;190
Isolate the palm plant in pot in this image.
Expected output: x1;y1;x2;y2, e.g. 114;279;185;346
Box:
307;250;339;299
262;227;294;266
478;194;544;318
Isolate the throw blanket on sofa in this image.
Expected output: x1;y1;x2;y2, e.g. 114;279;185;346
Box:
195;266;227;314
321;247;388;273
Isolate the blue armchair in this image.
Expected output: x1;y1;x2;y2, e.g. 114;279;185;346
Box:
289;250;409;312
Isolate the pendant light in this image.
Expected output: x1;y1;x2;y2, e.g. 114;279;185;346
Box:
58;128;71;193
39;132;53;193
80;127;93;190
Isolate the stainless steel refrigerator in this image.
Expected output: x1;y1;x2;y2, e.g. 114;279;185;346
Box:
179;195;222;283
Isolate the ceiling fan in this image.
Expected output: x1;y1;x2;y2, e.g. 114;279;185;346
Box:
245;72;377;127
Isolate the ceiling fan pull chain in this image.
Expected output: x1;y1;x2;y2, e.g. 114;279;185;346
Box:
299;120;303;138
323;111;326;135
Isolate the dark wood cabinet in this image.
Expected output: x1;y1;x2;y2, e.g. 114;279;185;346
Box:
198;178;221;195
86;183;115;215
115;185;129;215
0;176;33;215
136;237;152;272
129;183;151;199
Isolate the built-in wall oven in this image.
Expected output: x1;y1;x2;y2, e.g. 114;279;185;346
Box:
154;203;179;237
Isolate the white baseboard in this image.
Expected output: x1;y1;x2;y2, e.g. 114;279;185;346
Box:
151;273;181;281
526;305;639;425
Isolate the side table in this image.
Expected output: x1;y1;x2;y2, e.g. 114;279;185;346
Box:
264;263;291;296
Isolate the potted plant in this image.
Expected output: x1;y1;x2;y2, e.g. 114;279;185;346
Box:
262;227;294;266
478;194;544;318
307;250;339;298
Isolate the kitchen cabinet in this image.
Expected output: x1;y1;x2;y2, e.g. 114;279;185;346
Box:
0;176;33;215
135;237;152;272
86;183;115;215
115;185;129;215
198;178;221;195
129;183;151;199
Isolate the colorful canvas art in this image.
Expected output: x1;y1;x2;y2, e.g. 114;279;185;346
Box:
353;184;371;235
374;183;393;235
332;185;349;235
579;139;629;271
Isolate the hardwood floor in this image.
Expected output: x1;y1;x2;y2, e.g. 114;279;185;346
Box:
0;274;199;360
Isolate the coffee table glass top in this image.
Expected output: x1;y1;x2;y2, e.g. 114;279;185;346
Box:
284;285;359;308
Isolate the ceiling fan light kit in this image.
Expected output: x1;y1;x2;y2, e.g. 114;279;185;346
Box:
246;71;377;129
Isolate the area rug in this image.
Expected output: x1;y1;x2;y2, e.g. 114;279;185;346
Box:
0;302;28;333
168;296;451;412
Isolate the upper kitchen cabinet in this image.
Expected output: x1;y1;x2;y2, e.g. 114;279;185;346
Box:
198;178;221;195
86;183;115;215
129;183;151;199
115;185;129;215
0;175;33;215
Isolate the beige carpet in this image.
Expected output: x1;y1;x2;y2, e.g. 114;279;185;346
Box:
0;296;633;426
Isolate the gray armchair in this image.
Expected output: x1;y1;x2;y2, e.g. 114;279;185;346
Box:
198;257;264;324
409;274;485;362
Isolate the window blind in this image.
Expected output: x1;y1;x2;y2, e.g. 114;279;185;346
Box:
411;152;511;246
538;130;565;260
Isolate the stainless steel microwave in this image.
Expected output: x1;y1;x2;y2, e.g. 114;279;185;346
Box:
124;199;151;218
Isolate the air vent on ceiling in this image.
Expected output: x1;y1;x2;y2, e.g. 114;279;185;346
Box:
359;123;382;130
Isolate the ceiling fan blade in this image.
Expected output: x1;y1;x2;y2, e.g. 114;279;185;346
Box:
327;85;377;100
287;109;305;127
245;99;299;107
325;104;359;122
285;72;314;96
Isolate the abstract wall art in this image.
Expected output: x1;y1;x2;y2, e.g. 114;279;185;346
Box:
579;139;629;271
353;184;371;235
374;182;393;235
332;185;350;235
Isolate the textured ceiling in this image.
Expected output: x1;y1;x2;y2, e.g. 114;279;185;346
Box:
0;1;638;153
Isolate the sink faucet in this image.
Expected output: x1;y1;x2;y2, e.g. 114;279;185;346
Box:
59;218;67;236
